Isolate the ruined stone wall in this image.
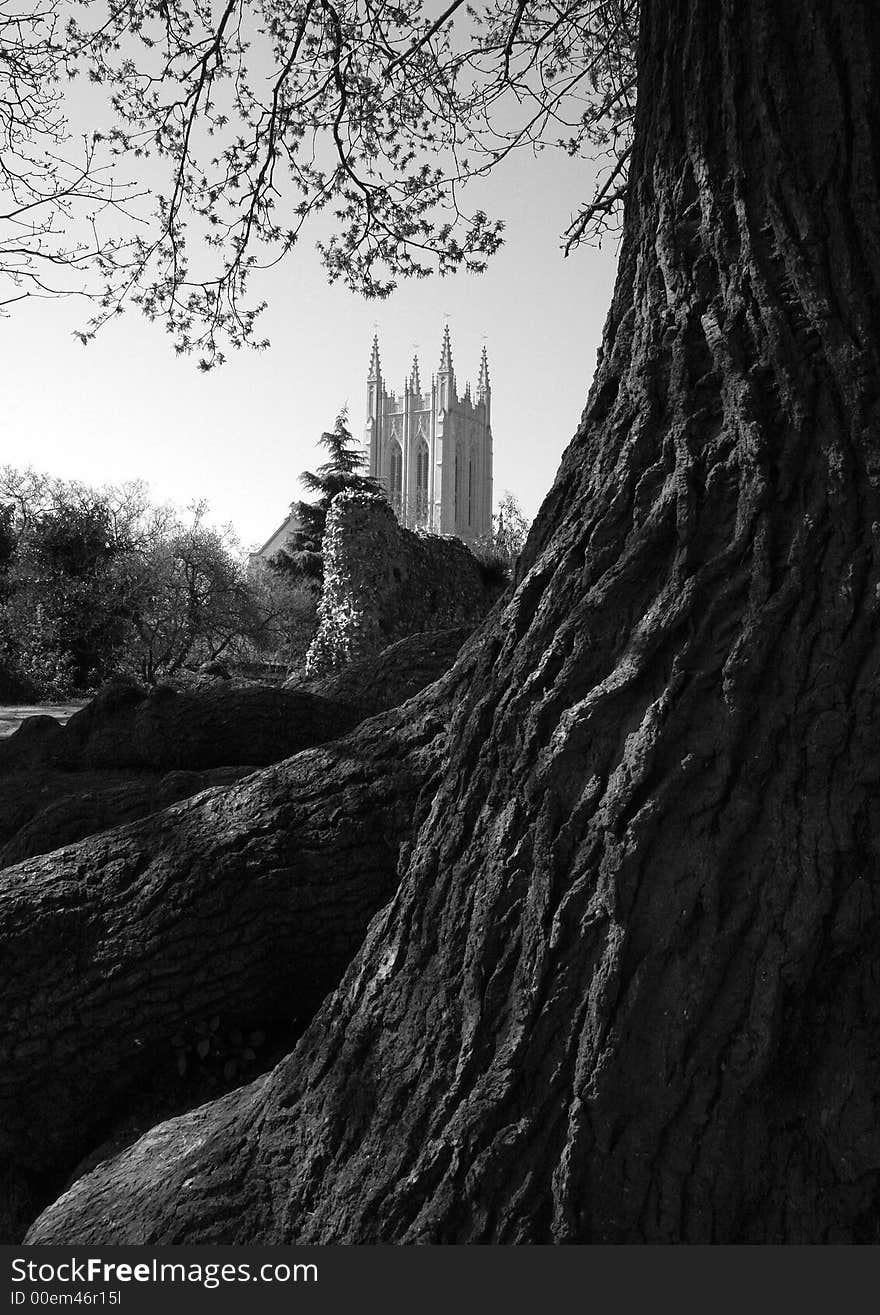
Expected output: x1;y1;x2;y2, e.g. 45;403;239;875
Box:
304;492;496;678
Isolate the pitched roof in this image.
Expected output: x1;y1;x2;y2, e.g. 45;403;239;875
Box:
251;510;301;559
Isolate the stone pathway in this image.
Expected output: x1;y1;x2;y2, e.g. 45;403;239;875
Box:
0;703;87;738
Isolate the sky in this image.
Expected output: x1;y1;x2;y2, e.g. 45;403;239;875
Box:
2;142;620;553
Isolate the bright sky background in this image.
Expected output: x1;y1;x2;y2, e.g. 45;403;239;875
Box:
3;138;619;552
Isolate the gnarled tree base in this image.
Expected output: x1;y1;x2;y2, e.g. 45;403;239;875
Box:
0;664;464;1189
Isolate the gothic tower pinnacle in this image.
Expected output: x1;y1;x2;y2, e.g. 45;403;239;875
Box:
437;323;455;408
367;333;382;381
438;323;454;376
477;344;490;401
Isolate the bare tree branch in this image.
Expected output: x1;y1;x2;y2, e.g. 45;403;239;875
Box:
1;0;637;363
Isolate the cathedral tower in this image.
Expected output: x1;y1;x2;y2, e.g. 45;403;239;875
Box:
365;329;493;543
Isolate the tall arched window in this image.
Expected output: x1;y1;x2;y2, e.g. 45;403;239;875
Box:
468;447;475;527
415;440;429;524
454;442;464;525
390;440;403;515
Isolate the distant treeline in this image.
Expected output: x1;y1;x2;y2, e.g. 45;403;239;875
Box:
0;468;312;700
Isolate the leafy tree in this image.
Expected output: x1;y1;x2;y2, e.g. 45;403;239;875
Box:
0;594;75;699
473;491;531;582
121;505;278;684
244;569;318;674
0;472;163;693
0;467;164;551
0;504;14;583
271;410;383;591
492;493;530;567
0;493;130;692
0;470;285;693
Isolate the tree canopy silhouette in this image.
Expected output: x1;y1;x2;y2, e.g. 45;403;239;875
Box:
1;0;636;363
272;410;383;590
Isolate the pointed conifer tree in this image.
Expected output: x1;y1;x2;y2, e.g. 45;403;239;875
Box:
272;410;383;590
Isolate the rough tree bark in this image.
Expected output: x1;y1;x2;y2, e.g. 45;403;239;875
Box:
28;0;880;1242
293;627;473;716
1;685;451;1178
0;681;364;774
0;767;250;866
0;636;463;867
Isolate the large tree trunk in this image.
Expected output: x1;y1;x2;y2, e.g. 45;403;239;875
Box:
27;0;880;1242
